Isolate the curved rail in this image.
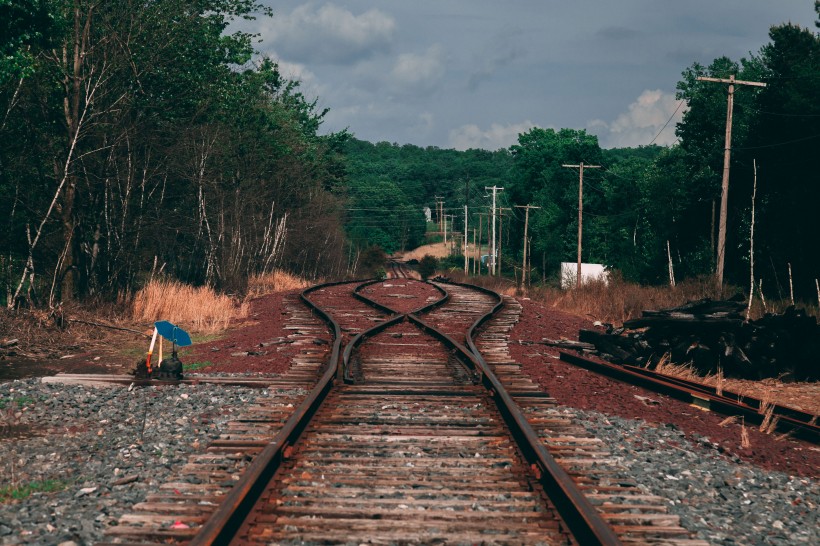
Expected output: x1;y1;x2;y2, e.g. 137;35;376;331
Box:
191;277;621;546
431;281;623;546
189;282;349;546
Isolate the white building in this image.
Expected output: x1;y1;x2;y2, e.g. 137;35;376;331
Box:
560;262;609;288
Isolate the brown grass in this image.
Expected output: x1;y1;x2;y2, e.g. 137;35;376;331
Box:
247;270;313;297
524;275;723;325
132;280;248;333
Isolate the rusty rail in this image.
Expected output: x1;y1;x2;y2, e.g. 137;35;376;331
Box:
427;281;623;546
559;351;819;444
188;283;348;546
191;278;622;546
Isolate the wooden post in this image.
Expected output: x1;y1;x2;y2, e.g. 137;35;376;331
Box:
746;159;757;321
477;213;483;275
788;262;794;305
464;205;468;274
667;240;676;287
485;186;504;275
697;75;766;289
472;228;477;275
563;162;601;287
515;204;540;289
498;207;510;277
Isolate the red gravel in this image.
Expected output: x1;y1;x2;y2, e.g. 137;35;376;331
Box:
508;297;820;478
186;291;324;374
360;280;442;314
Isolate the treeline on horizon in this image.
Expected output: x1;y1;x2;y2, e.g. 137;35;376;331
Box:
345;13;819;300
2;1;818;306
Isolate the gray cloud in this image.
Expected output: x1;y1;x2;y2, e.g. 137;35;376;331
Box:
251;1;817;149
595;26;641;41
263;3;395;65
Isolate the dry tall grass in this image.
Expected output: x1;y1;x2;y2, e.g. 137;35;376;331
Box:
247;270;314;297
132;280;248;333
527;275;722;324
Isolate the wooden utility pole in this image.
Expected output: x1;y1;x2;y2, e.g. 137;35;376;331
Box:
498;207;511;276
472;228;477;275
464;178;470;274
515;204;540;288
485;186;504;275
434;196;444;233
445;214;456;253
697;74;766;289
477;213;484;274
562;162;600;287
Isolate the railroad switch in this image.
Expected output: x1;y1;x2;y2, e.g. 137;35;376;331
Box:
154;351;184;380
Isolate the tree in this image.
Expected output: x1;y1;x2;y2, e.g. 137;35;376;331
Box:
1;0;351;305
746;23;820;297
509;128;604;278
417;255;437;280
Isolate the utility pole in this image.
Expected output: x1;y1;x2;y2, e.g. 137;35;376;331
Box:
562;162;600;287
498;207;511;277
445;214;455;253
477;213;484;275
485;186;504;275
515;204;540;288
697;74;766;289
464;178;470;274
434;196;444;233
472;228;477;275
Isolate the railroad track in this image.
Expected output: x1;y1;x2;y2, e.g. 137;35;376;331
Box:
103;278;709;545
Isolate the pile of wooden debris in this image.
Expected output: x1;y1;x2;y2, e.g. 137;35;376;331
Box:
579;298;820;381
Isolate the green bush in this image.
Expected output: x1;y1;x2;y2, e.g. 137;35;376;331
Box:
418;255;438;280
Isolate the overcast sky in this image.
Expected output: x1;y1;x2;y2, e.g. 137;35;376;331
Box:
242;1;817;150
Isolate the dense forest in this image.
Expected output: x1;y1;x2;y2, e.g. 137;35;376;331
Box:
1;0;350;307
2;2;818;305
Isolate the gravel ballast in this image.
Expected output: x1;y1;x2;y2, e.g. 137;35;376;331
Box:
0;377;262;545
2;377;817;545
572;408;819;545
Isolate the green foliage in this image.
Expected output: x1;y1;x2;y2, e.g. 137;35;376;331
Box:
183;361;214;372
0;0;350;302
343;139;513;254
509;128;605;274
0;395;35;410
357;245;387;278
672;21;820;296
0;480;66;503
417;255;438;280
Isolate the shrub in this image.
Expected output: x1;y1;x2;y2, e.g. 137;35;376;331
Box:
418;255;438;280
132;280;248;333
247;269;312;297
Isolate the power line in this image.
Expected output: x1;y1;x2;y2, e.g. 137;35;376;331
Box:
648;99;686;146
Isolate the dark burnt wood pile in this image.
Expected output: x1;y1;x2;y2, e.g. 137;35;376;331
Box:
579;298;820;380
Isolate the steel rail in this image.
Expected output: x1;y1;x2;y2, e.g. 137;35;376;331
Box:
191;278;621;546
188;282;352;546
559;351;820;443
429;281;623;546
353;277;622;545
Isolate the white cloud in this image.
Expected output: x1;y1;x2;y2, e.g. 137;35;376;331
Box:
390;45;445;94
265;3;394;64
588;89;687;148
449;120;537;151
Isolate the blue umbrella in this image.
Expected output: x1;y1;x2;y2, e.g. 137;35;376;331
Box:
154;321;192;347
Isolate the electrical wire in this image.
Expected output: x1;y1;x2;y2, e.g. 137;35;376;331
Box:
648;100;686;146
